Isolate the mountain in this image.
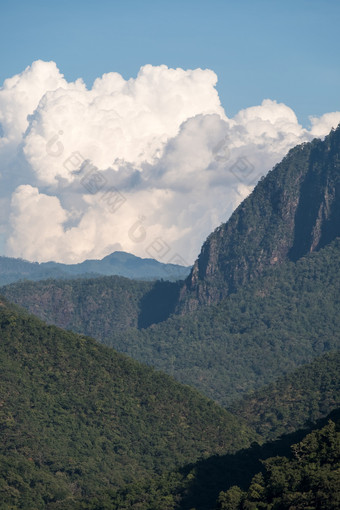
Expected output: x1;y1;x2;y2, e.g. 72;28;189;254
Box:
178;125;340;312
0;250;190;286
114;238;340;406
231;350;340;440
2;127;340;509
3;128;340;409
0;297;254;509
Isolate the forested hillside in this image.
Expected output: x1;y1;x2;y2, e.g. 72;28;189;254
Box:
217;414;340;509
112;238;340;406
4;238;340;408
82;410;340;510
0;298;253;509
231;350;340;440
1;276;180;332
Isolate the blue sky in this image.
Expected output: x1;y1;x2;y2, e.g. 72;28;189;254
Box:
1;0;340;126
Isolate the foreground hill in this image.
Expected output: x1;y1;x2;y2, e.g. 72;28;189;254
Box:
0;299;253;509
178;125;340;312
91;410;340;509
0;250;190;286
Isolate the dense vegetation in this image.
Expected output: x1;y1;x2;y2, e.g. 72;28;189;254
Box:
0;299;254;509
48;410;337;510
231;350;340;440
217;414;340;509
1;276;180;332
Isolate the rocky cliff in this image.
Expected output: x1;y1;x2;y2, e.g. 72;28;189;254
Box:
178;125;340;312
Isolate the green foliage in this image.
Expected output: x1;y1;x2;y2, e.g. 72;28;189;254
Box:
218;417;340;509
0;301;254;508
1;276;181;332
231;350;340;440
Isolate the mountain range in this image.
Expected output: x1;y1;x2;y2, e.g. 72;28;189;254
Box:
0;251;191;286
1;125;340;509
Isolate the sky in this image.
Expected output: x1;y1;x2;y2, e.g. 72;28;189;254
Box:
0;0;340;264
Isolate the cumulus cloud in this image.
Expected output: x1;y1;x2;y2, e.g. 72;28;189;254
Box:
1;61;339;264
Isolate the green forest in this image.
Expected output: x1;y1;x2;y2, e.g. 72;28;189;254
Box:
0;299;254;508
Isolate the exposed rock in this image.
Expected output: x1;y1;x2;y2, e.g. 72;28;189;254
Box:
178;125;340;312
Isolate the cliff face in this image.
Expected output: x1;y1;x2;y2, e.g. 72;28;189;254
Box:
178;125;340;312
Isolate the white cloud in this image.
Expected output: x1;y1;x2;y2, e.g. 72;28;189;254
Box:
1;61;339;264
309;111;340;138
7;185;68;261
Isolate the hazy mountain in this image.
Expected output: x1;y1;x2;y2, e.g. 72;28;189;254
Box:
0;250;191;286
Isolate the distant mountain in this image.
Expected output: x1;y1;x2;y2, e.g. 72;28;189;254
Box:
0;250;191;286
178;125;340;312
0;297;253;509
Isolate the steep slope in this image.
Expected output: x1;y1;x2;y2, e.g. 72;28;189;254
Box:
178;125;340;312
1;276;181;332
231;350;340;440
0;250;190;286
0;298;254;509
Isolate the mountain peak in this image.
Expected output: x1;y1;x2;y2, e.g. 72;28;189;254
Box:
178;125;340;312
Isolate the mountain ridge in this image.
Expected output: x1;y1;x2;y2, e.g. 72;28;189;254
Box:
178;125;340;312
0;250;191;286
